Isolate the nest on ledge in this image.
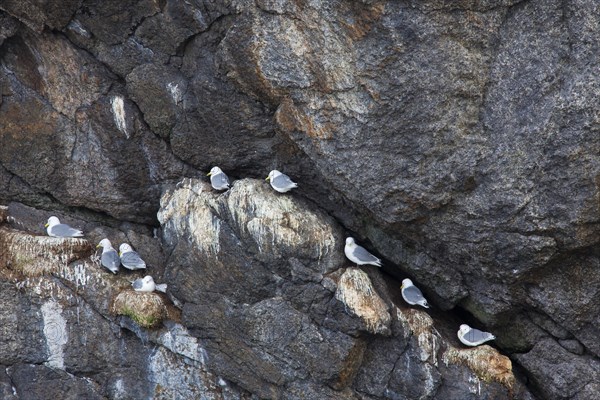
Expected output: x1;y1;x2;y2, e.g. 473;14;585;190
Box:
112;289;179;329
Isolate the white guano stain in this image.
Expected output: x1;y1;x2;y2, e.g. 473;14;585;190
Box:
335;268;391;334
157;323;207;365
41;300;68;369
167;82;183;104
111;96;128;138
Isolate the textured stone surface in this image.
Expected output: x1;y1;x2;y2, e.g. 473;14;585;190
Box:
157;178;526;399
1;0;599;398
0;208;251;400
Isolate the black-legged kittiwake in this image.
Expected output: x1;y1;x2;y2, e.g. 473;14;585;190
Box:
45;216;84;237
401;278;429;308
207;166;230;191
132;275;167;293
97;238;120;274
344;237;382;267
266;170;297;193
457;324;496;346
119;243;147;270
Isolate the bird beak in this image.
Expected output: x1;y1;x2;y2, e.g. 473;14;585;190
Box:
118;252;122;256
401;284;404;289
207;172;212;176
44;223;49;227
96;244;100;248
265;176;270;181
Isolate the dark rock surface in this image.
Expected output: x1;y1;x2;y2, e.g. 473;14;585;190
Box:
0;0;599;399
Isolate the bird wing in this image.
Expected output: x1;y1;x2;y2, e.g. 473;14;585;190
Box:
212;172;230;188
121;251;146;269
463;328;494;344
101;250;120;270
155;283;167;293
352;245;381;264
402;285;426;304
51;224;83;237
132;279;144;290
272;174;296;189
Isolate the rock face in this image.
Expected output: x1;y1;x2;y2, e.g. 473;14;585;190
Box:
1;0;599;399
158;178;528;399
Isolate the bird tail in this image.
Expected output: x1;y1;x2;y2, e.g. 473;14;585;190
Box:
155;283;167;293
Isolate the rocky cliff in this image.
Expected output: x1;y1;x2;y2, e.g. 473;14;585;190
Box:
0;1;599;399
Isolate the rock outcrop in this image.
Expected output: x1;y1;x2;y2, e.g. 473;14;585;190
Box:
1;0;599;398
157;178;529;399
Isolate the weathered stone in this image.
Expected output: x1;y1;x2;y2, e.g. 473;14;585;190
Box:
335;267;392;335
1;0;600;398
0;0;80;32
0;32;190;223
0;206;251;399
8;363;105;400
158;178;525;399
558;339;585;356
0;12;19;46
515;338;600;400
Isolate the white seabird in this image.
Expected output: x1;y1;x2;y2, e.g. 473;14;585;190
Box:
266;170;297;193
45;216;84;238
119;243;147;270
457;324;496;347
401;278;429;308
97;238;120;274
344;237;382;267
207;166;230;191
132;275;167;293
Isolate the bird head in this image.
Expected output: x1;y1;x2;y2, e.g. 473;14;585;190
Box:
207;166;222;176
119;243;133;255
401;278;413;289
45;216;60;228
266;170;281;181
97;238;111;249
458;324;471;335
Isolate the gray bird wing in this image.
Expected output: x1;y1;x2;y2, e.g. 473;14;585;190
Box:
402;285;426;304
211;172;230;189
121;251;146;270
463;328;494;344
101;250;120;272
132;279;143;290
272;174;297;190
352;245;380;263
51;224;83;237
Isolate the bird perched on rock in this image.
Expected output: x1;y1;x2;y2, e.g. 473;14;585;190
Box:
457;324;496;347
119;243;147;270
97;238;120;274
132;275;167;293
344;237;382;267
401;278;429;308
266;170;297;193
207;166;230;191
45;216;84;237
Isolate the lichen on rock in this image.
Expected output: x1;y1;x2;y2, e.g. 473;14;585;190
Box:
335;267;391;335
443;345;515;390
